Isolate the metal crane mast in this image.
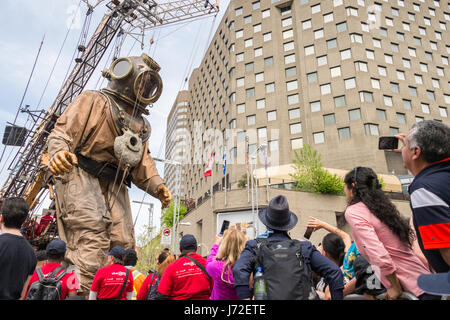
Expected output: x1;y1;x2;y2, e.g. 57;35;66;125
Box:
0;0;218;208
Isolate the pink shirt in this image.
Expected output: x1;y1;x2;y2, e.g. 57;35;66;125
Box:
345;202;430;297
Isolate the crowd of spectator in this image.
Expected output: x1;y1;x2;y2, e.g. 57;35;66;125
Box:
0;120;448;301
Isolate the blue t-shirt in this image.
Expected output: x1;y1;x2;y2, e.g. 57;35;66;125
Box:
343;242;360;280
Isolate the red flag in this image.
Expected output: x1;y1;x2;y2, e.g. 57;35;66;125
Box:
204;152;213;177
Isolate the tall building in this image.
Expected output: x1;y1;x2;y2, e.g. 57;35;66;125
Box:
165;0;450;204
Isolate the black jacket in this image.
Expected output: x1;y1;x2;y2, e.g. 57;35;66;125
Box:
232;231;344;300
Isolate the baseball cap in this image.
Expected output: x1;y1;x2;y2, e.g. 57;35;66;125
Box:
179;234;197;251
107;246;126;259
46;239;67;255
417;271;450;296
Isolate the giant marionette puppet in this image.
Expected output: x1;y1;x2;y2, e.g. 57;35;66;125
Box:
47;53;172;294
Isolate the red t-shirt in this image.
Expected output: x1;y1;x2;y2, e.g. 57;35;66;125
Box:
91;264;134;300
136;271;158;300
157;253;213;300
25;263;80;300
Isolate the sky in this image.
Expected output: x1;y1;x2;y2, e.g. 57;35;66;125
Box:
0;0;230;238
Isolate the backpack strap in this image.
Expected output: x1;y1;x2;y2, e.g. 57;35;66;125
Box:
48;266;66;280
146;273;158;300
117;268;130;300
36;267;45;282
184;255;211;279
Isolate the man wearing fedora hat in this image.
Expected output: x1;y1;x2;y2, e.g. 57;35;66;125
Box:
233;195;344;300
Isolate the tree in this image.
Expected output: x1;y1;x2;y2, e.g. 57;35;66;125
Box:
161;199;187;228
238;174;248;188
290;144;344;195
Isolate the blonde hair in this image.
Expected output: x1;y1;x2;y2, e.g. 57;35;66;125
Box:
157;251;175;276
215;228;246;284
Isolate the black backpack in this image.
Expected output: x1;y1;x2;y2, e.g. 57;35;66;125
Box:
254;239;319;300
146;269;160;300
26;266;67;300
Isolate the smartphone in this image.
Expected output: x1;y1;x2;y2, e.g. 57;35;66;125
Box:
303;227;314;240
378;136;399;150
220;220;230;235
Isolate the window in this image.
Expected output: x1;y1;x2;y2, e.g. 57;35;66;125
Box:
263;32;272;42
266;83;275;93
257;98;266;109
340;49;351;60
327;38;338;49
386;17;394;26
264;57;273;67
379;28;387;37
246;88;255;98
349;108;361;120
252;1;260;10
403;22;410;31
385;54;393;64
392;7;399;16
371;78;380;89
285;66;296;77
366;49;374;60
360;91;374;102
390;127;400;136
384;95;393;107
311;3;321;14
350;33;363;43
439;107;448;117
345;78;356;89
288;93;299;105
397;113;406;124
289;108;300;119
286;80;298;91
409;86;418;97
320;83;331;95
334;95;346;107
324;12;334;23
390;82;399;93
284;41;294;51
443;56;449;65
237;103;245;114
255;72;264;83
425;52;433;61
235;29;243;39
244;15;252;24
337;22;347;32
305;45;315;56
338;127;351;140
282;17;292;27
236;53;244;62
414;37;422;46
373;38;382;48
356;61;368;72
361;22;369;32
427;90;435;101
414;74;423;85
403;59;411;68
290;122;302;134
408;47;416;57
416;116;424;123
229;119;237;129
244;62;254;72
397;32;405;41
402;99;412;110
291;138;303;150
317;55;328;66
424;17;431;26
377;109;387;120
391;42;399;53
346;7;358;16
397;70;405;81
313;132;325;144
432;78;440;89
253;23;261;33
419;26;426;36
302;19;312;30
245;38;253;48
235;7;242;16
364;123;379;136
314;29;324;39
437;67;445;76
269;140;279;151
330;66;341;77
421;103;430;114
285;54;296;64
323;114;336;125
262;9;270;18
307;72;317;83
267;110;276;121
311;101;321;112
283;29;293;39
236;77;244;87
247;115;256;126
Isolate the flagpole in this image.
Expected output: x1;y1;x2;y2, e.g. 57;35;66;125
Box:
223;151;227;207
246;137;250;203
211;154;214;208
264;148;269;202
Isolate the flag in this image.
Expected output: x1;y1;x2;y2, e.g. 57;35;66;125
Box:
264;147;268;170
222;152;227;174
204;151;213;177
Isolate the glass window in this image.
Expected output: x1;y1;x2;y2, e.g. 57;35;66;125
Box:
415;74;423;84
334;95;346;107
314;29;324;39
311;101;321;112
313;132;325;144
290;122;302;134
289;108;301;119
291;138;303;150
283;29;293;39
397;113;406;124
284;41;294;51
285;66;296;77
236;77;244;87
245;62;254;72
323;114;336;125
421;103;430;114
361;22;369;32
235;7;242;16
349;108;361;120
340;49;351;60
252;1;260;9
247;115;256;126
285;53;296;64
384;95;393;106
264;57;273;67
262;9;270;18
402;99;412;110
345;77;356;89
338;127;351;140
254;47;262;57
288;93;299;105
366;49;374;60
397;70;405;80
432;78;440;88
235;29;243;39
351;33;363;43
286;80;298;91
360;91;374;102
302;19;312;30
254;23;261;33
337;22;347;32
385;54;393;64
246;87;255;98
307;72;317;83
317;55;328;66
377;109;387;120
237;103;245;114
427;90;435;100
324;12;334;23
346;7;358;16
266;82;275;93
255;72;264;82
282;17;292;27
269;140;279;152
327;38;338;49
439;107;448;117
236;53;244;62
320;83;331;95
390;82;399;93
257;98;266;109
409;86;418;97
311;3;321;14
403;58;411;68
364;123;379;136
373;38;382;48
267;110;276;121
263;32;272;42
371;78;380;89
390;127;400;136
356;61;368;72
330;66;341;77
244;15;252;24
305;45;315;56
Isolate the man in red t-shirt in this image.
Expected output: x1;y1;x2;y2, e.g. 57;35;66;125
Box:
25;239;80;300
156;234;213;300
89;246;134;300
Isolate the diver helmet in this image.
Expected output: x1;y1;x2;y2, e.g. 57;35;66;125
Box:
102;53;163;114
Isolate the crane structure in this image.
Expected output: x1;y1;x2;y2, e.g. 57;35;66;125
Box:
0;0;219;246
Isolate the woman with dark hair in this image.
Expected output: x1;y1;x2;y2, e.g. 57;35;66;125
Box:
344;166;439;300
